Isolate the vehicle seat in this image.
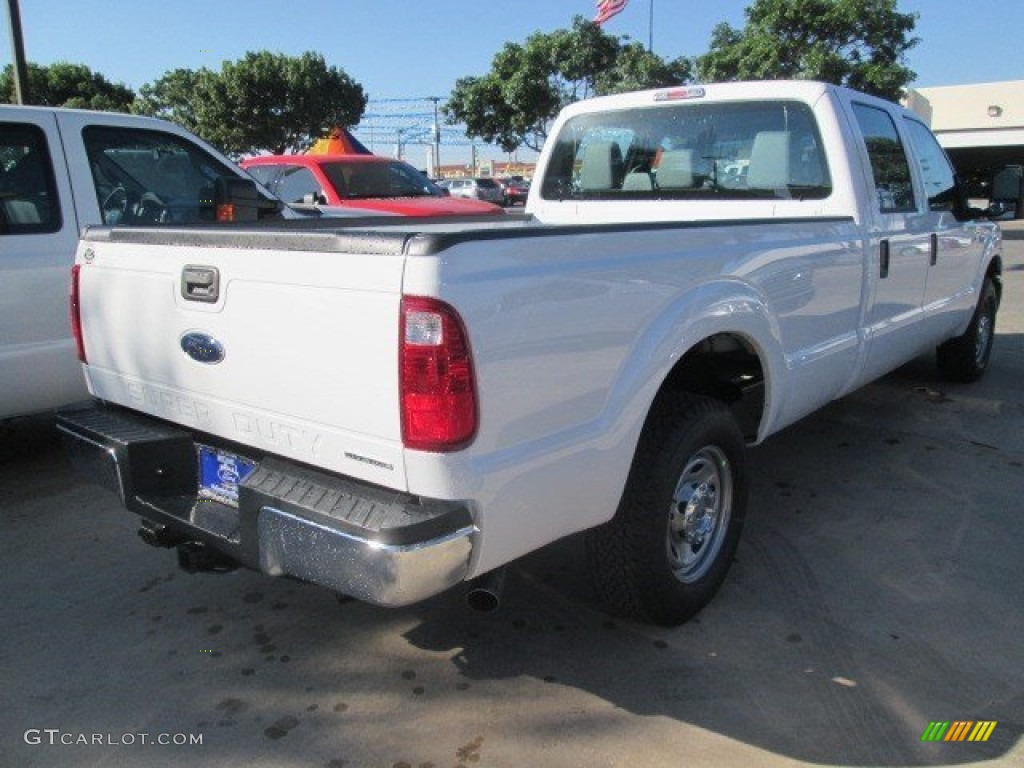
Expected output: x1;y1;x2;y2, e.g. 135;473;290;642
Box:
655;149;694;189
578;141;624;191
746;131;791;190
2;199;41;224
622;171;654;191
0;150;49;227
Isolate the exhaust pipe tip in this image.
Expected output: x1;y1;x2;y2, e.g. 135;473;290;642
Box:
465;568;506;613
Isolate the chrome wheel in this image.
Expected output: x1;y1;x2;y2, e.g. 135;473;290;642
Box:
667;445;733;583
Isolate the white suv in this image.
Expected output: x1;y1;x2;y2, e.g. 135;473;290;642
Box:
446;177;505;205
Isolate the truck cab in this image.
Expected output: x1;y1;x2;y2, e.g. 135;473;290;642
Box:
0;106;281;420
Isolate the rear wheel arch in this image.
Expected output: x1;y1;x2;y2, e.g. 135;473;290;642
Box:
985;254;1003;306
652;331;769;443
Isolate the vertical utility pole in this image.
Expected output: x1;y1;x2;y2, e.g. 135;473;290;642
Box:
430;96;441;178
5;0;30;103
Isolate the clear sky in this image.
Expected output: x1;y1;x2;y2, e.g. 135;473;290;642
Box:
4;0;1022;162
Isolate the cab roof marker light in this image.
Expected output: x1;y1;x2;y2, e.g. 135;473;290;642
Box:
654;86;706;102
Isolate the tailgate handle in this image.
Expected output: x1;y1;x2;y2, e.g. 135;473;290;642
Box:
181;266;220;303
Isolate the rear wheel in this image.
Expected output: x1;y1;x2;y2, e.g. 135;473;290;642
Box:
587;394;748;626
937;278;998;383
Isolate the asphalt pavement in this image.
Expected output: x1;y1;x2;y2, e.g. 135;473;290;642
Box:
2;222;1022;768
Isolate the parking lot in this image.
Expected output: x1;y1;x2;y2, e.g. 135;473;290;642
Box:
2;222;1022;768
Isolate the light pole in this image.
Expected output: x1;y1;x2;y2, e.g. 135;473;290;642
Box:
430;96;441;177
5;0;30;104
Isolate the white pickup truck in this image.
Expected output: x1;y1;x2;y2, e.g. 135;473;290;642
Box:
0;105;283;420
59;81;1003;625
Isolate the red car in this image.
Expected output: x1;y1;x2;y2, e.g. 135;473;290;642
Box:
241;154;504;217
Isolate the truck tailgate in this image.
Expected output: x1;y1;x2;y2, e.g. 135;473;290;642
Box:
75;230;409;490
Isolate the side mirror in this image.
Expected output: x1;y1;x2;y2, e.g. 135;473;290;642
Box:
213;177;262;222
301;191;328;206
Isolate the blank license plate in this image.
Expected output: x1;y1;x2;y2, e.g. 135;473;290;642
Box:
197;446;256;506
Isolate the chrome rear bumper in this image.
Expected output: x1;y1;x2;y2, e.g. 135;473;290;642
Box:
57;403;475;607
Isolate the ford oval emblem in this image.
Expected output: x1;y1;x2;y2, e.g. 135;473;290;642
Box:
180;332;225;364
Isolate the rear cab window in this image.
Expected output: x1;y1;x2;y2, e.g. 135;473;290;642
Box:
0;122;62;235
540;100;831;202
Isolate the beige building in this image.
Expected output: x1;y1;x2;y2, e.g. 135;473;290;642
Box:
906;80;1024;214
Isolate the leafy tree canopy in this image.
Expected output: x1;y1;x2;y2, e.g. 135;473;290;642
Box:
135;51;367;156
445;16;692;153
696;0;918;101
1;62;135;111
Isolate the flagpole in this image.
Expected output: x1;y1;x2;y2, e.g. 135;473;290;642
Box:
648;0;654;52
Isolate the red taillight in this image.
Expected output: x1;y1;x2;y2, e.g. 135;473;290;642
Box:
400;296;477;451
70;264;86;363
216;204;235;222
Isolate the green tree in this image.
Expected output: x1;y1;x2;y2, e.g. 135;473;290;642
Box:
136;51;366;156
597;42;692;96
696;0;918;101
1;62;135;111
445;16;692;153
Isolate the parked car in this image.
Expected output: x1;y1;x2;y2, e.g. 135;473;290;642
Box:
242;155;503;216
499;177;531;206
445;176;506;205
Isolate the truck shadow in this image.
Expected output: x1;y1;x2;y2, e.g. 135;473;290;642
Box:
399;349;1023;766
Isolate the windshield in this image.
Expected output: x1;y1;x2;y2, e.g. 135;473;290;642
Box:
321;160;442;199
541;100;831;202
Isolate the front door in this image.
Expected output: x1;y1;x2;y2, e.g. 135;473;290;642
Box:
0;108;84;416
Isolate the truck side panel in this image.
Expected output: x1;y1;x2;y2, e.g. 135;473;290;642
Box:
402;218;865;575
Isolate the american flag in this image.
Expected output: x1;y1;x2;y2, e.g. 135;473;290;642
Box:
594;0;628;25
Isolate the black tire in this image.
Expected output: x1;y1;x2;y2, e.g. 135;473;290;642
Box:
586;394;748;626
936;278;998;383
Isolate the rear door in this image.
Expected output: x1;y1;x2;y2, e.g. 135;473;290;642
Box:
0;108;86;417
